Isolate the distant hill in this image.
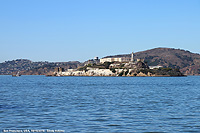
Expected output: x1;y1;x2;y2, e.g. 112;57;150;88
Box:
0;59;81;75
1;48;200;75
104;48;200;75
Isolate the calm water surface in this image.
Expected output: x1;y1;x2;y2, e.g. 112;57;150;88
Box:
0;75;200;132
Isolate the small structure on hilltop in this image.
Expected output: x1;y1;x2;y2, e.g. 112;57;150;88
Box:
84;56;100;66
131;52;134;62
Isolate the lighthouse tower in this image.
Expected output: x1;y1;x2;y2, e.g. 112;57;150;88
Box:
131;52;134;62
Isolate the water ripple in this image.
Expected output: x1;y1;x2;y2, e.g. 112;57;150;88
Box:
1;75;200;132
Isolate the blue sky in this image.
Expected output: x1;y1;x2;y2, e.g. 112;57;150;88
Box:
0;0;200;63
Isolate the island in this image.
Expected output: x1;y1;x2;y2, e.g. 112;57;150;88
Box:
47;52;185;77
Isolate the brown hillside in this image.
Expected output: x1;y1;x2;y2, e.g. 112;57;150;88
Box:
105;48;200;75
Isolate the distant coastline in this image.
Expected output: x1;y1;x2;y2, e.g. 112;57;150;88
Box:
1;48;200;76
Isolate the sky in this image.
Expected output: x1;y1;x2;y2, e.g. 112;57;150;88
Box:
0;0;200;63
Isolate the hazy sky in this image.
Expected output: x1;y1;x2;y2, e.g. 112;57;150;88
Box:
0;0;200;63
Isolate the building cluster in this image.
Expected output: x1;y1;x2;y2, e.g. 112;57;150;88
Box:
49;51;168;77
99;52;149;69
84;52;136;65
97;52;161;70
84;57;100;65
52;52;163;77
100;57;131;63
100;52;134;63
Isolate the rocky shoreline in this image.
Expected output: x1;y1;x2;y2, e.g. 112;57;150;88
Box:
47;66;185;77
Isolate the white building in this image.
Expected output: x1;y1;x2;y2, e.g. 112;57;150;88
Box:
149;66;163;69
100;52;134;63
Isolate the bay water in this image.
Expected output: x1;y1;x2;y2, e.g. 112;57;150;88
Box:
1;75;200;132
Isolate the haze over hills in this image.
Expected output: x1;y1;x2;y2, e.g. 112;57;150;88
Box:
1;48;200;75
